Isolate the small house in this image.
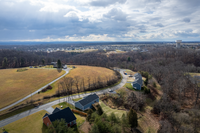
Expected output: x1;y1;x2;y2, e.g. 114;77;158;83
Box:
75;94;99;111
131;73;143;90
43;107;76;127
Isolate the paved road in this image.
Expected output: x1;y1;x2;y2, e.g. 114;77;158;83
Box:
0;69;127;128
0;68;70;112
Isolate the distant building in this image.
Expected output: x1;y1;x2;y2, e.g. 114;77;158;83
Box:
175;40;182;48
43;107;76;127
131;73;143;90
75;94;99;111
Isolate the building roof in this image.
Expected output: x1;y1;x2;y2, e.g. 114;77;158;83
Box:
48;107;76;123
52;107;61;114
133;73;143;86
78;94;99;106
43;113;49;118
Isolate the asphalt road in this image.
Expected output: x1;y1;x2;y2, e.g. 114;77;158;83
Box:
0;69;127;128
0;68;70;112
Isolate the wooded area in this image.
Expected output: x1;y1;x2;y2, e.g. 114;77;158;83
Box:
1;47;200;132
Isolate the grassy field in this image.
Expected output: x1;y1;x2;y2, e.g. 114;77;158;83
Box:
124;83;135;90
99;100;126;118
73;97;82;102
3;110;48;133
25;65;117;103
0;68;65;109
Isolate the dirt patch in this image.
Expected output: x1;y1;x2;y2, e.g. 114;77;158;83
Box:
138;108;160;133
79;121;91;133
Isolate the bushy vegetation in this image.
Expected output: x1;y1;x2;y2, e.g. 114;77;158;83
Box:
88;106;138;133
46;119;75;133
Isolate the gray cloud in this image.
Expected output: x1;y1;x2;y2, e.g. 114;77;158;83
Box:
90;0;126;7
103;8;127;21
154;23;164;27
183;18;190;23
0;0;200;41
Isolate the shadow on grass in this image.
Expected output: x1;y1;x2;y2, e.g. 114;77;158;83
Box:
57;68;62;73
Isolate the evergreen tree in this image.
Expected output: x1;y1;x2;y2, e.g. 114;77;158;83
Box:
86;109;93;122
42;59;45;65
90;124;100;133
97;105;103;115
57;59;62;68
127;57;131;62
128;109;138;129
46;119;75;133
121;113;131;133
2;57;7;68
144;76;149;86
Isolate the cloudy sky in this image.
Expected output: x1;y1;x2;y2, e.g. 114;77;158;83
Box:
0;0;200;42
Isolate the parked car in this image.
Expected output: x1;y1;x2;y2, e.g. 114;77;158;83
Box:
108;89;113;92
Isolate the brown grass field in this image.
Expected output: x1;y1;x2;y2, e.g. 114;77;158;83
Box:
24;65;117;104
4;110;48;133
0;68;65;109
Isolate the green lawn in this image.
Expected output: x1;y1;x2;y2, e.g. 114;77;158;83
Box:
99;100;126;118
73;97;82;102
4;110;48;133
52;102;75;109
124;83;135;90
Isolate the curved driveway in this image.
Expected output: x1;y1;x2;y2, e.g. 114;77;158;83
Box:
0;68;70;112
0;69;127;128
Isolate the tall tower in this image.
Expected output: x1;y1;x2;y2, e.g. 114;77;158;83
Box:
175;40;182;48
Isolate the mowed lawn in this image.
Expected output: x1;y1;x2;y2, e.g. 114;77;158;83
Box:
28;65;117;102
99;100;126;118
0;68;65;109
4;110;48;133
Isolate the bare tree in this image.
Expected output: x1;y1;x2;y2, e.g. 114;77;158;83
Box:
74;76;80;93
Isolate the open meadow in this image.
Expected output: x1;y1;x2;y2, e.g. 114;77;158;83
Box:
25;65;117;103
0;68;65;109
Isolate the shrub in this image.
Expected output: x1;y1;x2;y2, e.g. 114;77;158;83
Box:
43;96;51;99
153;82;157;87
72;109;87;116
46;85;52;90
143;86;150;94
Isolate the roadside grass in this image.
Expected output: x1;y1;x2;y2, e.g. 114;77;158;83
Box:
0;68;65;109
124;70;137;75
73;97;82;102
52;102;75;109
0;104;35;121
3;110;48;133
99;100;126;118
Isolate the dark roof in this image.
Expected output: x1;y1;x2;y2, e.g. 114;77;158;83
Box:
48;107;76;123
43;113;49;118
133;73;143;86
52;107;61;114
78;94;99;106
